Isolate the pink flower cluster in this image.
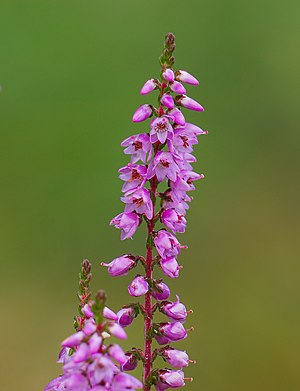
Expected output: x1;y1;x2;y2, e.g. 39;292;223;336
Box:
103;33;206;390
45;303;143;391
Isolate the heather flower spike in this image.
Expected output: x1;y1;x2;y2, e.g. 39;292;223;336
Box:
45;32;206;391
44;260;142;390
103;32;207;390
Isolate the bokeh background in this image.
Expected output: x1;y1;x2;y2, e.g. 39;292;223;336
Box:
0;1;299;390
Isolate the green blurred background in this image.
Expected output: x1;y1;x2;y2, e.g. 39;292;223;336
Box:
0;0;299;390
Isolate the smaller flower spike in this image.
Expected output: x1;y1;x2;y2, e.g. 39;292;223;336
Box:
132;104;153;122
128;275;149;297
101;254;136;277
110;212;140;240
175;70;199;85
140;79;157;95
175;94;204;112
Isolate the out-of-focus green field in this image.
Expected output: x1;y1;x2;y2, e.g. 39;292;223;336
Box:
0;1;299;390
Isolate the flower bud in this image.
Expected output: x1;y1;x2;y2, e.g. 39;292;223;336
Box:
101;255;136;277
170;81;186;94
121;353;139;371
161;347;190;368
128;275;149;297
132;104;153;122
88;333;102;354
108;344;127;365
140;79;157;95
83;319;97;336
61;331;84;348
154;230;181;259
163;69;175;83
158;322;187;341
175;70;199;85
108;323;127;340
82;304;93;318
117;307;137;327
168;108;185;126
161;93;174;109
103;306;118;321
151;280;170;301
175;95;204;112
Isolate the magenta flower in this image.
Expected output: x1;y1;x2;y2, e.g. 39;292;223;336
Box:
160;257;180;278
151;280;171;301
108;344;127;365
161;93;174;109
112;373;143;390
132;104;153;122
108;322;127;340
154;230;181;259
110;212;140;240
101;255;136;277
62;331;84;348
158;322;187;342
160;347;190;368
150;116;174;144
128;275;149;297
159;296;187;322
156;369;185;389
140;79;157;95
103;306;118;321
175;94;204;112
170;80;186;95
121;133;151;164
147;151;180;182
117;307;137;327
167;108;185;126
122;188;153;219
119;163;147;195
175;70;199;85
182;121;208;136
161;209;187;233
82;304;94;318
163;68;175;83
121;353;139;371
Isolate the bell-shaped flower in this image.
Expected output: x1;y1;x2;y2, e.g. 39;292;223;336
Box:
147;151;180;183
128;275;149;297
161;209;187;233
121;188;153;219
110;212;140;240
150;116;174;144
159;295;187;322
175;70;199;85
160;347;190;368
121;133;151;163
140;79;157;95
132;104;153;122
175;94;204;112
119;164;147;195
160;257;180;279
151;280;171;301
154;230;181;259
101;255;136;277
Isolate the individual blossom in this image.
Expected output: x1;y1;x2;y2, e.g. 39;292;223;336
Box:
169;127;198;155
151;280;171;301
112;372;143;390
161;209;187;233
175;70;199;85
119;164;147;195
167;108;185;126
117;306;137;327
147;151;180;183
160;347;190;368
140;79;157;95
101;255;136;277
161;189;191;215
150;116;174;144
160;257;180;279
157;322;187;342
132;104;153;122
180;121;208;136
159;296;188;322
169;80;186;95
161;93;174;109
121;133;151;163
108;344;127;365
175;94;204;112
121;188;153;219
171;170;204;198
110;212;140;240
155;369;185;390
121;353;139;371
108;322;127;340
128;275;149;297
154;230;182;259
103;306;118;321
162;68;174;83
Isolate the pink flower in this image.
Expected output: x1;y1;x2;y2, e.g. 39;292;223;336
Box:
121;353;139;371
128;275;149;297
175;70;199;85
122;188;153;219
162;69;174;83
160;257;180;278
112;372;143;390
140;79;157;95
132;104;153;122
160;347;190;368
161;93;174;109
154;230;181;259
147;151;180;182
157;369;185;389
151;280;171;301
167;108;185;126
62;331;84;348
119;164;147;195
158;322;187;341
108;323;127;340
108;344;127;365
161;209;187;233
159;296;187;322
117;307;137;327
82;304;94;318
103;306;118;321
101;255;136;277
170;80;186;94
150;116;174;144
175;94;204;112
121;134;151;164
110;212;140;240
